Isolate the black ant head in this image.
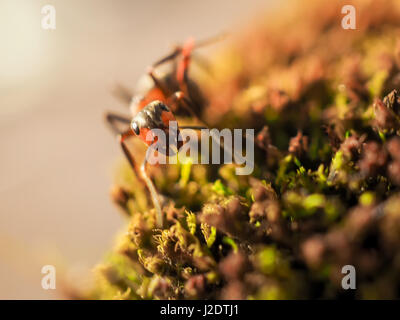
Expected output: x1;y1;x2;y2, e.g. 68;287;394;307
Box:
131;101;176;140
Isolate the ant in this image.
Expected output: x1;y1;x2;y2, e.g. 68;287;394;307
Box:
105;36;223;228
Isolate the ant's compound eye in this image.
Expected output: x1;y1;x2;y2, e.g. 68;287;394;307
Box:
159;103;170;112
131;121;140;135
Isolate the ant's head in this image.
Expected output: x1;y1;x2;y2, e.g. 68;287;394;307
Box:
131;101;177;145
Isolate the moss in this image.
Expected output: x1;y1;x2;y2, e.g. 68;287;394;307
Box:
90;0;400;299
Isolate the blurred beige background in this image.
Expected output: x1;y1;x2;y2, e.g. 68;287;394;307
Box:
0;0;273;299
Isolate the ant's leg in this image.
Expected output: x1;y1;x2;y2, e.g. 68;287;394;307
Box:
112;84;133;106
173;40;203;117
176;34;226;88
176;35;228;108
152;47;181;68
152;34;225;69
105;112;131;135
152;34;226;71
176;38;195;88
119;130;163;228
119;130;143;182
179;125;208;130
152;35;225;107
141;156;163;228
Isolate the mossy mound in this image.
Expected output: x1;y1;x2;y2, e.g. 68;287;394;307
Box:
92;0;400;299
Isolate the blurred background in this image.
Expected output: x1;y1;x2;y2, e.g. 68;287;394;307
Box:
0;0;275;299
